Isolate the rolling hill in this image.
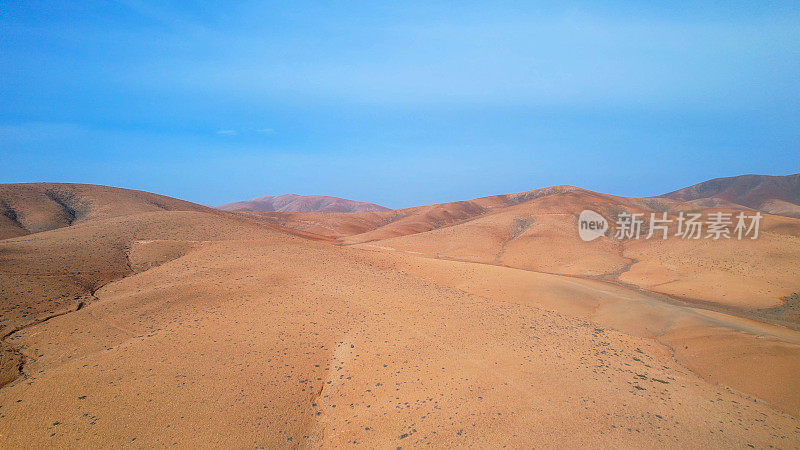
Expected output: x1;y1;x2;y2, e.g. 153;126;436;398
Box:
237;180;800;314
0;183;213;240
660;173;800;217
1;179;800;446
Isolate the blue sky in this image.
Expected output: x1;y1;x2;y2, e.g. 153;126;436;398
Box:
1;1;798;208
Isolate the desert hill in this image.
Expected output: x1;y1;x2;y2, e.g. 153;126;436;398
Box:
365;188;800;309
0;183;213;240
0;183;303;388
660;173;800;217
1;180;800;446
217;193;390;213
236;185;583;240
239;182;800;315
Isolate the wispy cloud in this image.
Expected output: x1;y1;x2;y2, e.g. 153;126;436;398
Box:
216;130;237;136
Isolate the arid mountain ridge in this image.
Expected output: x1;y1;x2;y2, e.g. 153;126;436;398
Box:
1;174;800;446
217;193;390;213
217;173;800;217
660;173;800;218
2;173;795;241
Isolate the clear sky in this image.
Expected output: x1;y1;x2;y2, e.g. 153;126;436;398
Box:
2;1;798;208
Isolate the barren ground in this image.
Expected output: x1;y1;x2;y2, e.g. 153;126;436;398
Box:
1;184;799;447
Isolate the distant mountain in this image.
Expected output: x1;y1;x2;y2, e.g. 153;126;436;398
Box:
660;173;800;218
217;194;390;213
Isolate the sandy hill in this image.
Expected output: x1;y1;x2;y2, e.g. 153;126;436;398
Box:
0;184;302;387
240;182;800;316
371;189;800;310
1;181;800;447
0;183;212;240
660;173;800;217
237;185;582;240
217;193;390;213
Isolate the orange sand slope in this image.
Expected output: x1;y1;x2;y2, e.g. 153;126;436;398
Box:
247;184;800;314
0;183;213;240
366;191;800;311
1;182;799;447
